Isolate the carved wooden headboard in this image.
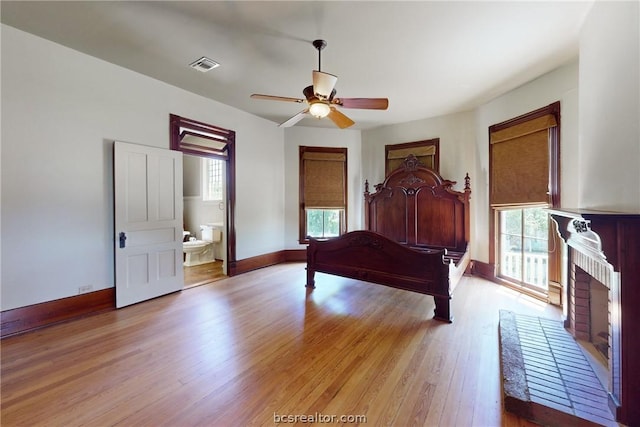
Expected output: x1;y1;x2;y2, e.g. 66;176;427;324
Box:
364;155;471;252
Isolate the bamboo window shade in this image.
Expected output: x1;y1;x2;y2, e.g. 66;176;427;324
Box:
302;150;346;209
490;114;557;206
387;145;436;171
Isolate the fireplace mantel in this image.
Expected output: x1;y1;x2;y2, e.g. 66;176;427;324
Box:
548;208;640;426
548;208;640;271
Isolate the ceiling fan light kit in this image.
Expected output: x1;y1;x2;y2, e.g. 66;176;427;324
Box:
250;39;388;129
309;101;331;118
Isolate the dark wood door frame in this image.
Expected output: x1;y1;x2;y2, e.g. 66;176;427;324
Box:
169;114;237;276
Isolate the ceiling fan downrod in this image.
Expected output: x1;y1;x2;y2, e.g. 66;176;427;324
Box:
313;39;327;71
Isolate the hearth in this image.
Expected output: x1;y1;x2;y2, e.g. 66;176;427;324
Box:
549;209;640;426
499;310;615;426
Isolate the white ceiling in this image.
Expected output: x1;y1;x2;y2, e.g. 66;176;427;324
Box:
1;1;593;130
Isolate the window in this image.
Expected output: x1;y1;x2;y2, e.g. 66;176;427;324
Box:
489;102;560;296
202;158;224;201
306;209;341;238
498;206;549;291
299;147;347;243
385;138;439;176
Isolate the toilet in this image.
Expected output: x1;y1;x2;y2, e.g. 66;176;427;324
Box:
182;224;222;266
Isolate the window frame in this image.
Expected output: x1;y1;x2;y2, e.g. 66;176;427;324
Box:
305;208;344;240
496;205;551;293
488;102;561;298
298;146;348;244
385;138;439;176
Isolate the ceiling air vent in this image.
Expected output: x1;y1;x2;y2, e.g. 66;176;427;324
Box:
189;57;220;72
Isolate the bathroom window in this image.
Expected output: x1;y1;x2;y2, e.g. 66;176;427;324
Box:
202;158;223;201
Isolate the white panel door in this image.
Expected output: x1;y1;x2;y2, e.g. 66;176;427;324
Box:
114;141;184;308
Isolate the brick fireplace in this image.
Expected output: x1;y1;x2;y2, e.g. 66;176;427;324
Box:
569;256;611;357
549;209;640;426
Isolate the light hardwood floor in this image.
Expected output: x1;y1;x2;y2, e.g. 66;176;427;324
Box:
184;260;226;289
1;263;560;426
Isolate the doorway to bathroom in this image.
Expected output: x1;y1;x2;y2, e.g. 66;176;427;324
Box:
169;114;236;288
182;155;226;288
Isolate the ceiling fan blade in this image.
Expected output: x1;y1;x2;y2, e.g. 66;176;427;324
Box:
278;109;309;128
333;97;389;110
313;71;338;99
327;107;355;129
251;94;305;104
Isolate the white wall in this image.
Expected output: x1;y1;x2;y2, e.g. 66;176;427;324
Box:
1;25;285;310
183;155;202;198
283;126;362;250
578;0;640;210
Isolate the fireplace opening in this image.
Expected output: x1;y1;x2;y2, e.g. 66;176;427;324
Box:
571;263;611;390
589;277;609;360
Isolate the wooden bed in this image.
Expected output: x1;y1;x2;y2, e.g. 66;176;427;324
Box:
306;154;471;322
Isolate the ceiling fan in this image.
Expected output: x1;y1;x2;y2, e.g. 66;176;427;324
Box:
251;39;389;129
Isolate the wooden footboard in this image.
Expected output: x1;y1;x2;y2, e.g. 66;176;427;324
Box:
306;230;454;322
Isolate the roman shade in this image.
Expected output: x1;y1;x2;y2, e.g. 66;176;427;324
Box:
490;114;557;206
385;139;439;175
302;150;346;208
387;145;436;171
